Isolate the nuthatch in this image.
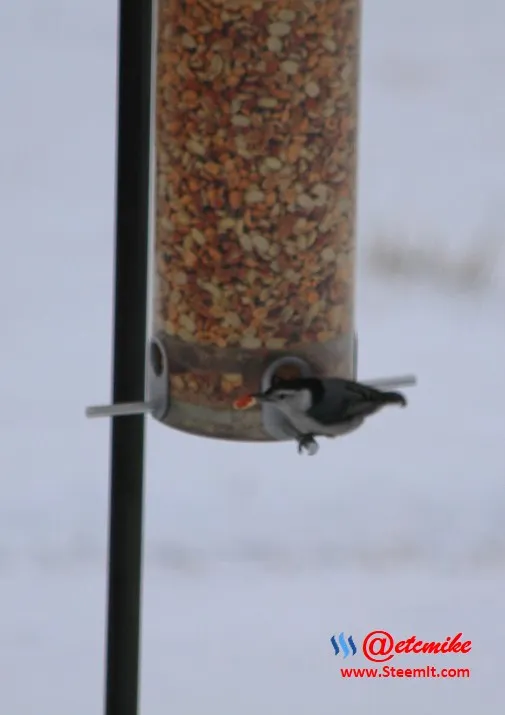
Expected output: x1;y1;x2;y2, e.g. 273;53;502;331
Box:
252;375;407;455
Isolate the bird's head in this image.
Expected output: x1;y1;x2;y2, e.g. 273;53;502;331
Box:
251;376;317;413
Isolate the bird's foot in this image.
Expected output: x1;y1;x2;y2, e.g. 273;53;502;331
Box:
297;434;319;456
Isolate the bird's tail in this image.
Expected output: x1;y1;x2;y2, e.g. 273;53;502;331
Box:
344;382;408;416
378;390;407;407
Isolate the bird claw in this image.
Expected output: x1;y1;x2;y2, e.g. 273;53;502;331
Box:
297;435;319;456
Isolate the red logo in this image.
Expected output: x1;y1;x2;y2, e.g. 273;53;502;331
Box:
362;631;472;663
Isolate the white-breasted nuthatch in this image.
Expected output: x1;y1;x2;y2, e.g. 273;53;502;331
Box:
252;375;407;455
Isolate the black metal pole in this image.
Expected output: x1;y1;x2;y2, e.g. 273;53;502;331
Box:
105;1;153;715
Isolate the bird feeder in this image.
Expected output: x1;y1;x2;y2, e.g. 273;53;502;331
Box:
89;0;415;444
151;0;362;442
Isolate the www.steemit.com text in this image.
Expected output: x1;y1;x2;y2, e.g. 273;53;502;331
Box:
341;666;470;679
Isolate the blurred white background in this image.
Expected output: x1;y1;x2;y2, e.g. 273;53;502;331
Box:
0;1;503;713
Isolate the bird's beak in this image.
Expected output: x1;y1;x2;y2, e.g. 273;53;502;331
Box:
250;392;271;403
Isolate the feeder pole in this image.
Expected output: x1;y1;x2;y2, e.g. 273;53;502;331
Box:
104;1;153;715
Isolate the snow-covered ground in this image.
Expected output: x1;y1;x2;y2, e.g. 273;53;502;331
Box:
1;1;503;713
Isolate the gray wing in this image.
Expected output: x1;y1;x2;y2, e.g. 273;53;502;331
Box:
307;378;386;425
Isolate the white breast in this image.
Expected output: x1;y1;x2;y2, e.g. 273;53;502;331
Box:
274;406;339;437
275;402;363;437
